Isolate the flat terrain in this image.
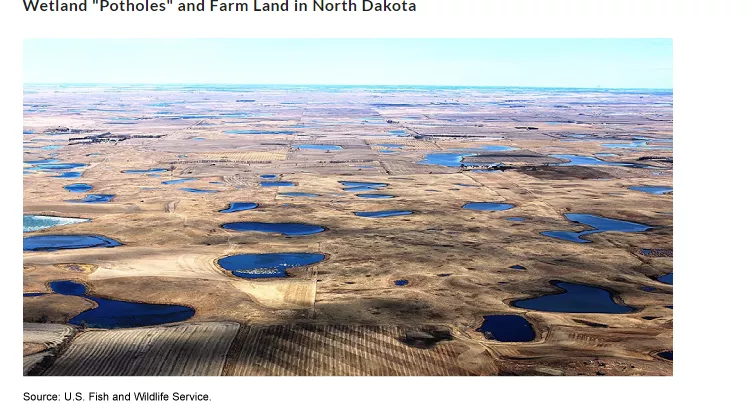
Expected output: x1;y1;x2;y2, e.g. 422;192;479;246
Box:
23;85;673;376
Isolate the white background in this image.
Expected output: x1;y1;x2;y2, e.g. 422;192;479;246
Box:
2;0;747;416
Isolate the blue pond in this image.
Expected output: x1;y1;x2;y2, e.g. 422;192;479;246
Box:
50;280;86;296
35;162;88;170
162;178;197;185
225;130;296;135
388;129;408;136
49;280;194;329
510;265;527;270
123;168;167;174
66;194;115;203
339;181;388;192
260;174;277;179
656;273;673;285
63;183;93;193
23;215;89;232
629;186;673;195
512;281;634;313
261;181;295;187
280;192;319;197
420;146;517;167
600;140;650;149
507;217;526;222
657;351;673;361
476;315;535;342
295;144;343;150
463;202;514;211
193;137;205;141
419;152;476;167
541;214;653;243
24;235;121;251
394;280;409;286
180;188;219;193
355;210;413;218
220;202;258;213
357;194;395;199
222;222;325;236
217;253;325;279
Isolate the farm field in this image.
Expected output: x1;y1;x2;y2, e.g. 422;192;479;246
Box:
23;84;672;376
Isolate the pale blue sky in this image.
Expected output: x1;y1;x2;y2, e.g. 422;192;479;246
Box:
24;39;672;88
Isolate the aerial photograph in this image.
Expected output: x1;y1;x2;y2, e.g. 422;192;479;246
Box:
22;39;673;376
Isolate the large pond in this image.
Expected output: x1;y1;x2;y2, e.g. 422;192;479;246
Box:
217;253;325;279
418;152;476;167
462;202;514;211
24;235;122;251
295;144;343;150
476;315;535;342
219;202;258;213
355;210;413;218
260;181;295;187
629;186;673;195
66;194;115;203
541;214;653;243
30;162;87;170
419;145;517;167
512;281;634;313
339;181;388;192
48;280;194;329
222;222;325;236
162;178;197;185
23;215;89;232
63;183;93;193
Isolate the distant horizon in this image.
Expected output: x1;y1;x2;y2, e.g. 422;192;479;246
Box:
23;82;673;91
24;39;672;89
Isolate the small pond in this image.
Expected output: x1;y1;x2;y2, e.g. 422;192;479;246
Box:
217;253;325;279
219;202;258;213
